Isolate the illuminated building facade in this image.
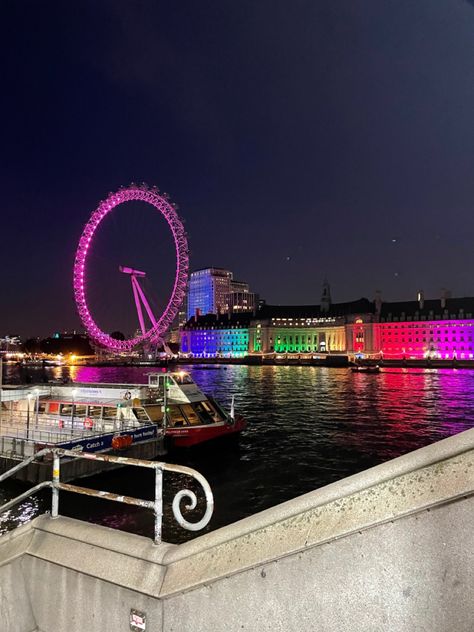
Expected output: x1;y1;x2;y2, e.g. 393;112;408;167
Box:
180;286;474;361
374;296;474;360
227;290;258;313
181;298;375;358
186;268;233;319
0;335;21;354
180;313;251;358
249;299;374;354
186;268;257;318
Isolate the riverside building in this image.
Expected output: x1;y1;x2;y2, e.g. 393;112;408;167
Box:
186;268;258;319
180;281;376;359
180;283;474;361
180;313;252;358
248;299;374;355
374;293;474;360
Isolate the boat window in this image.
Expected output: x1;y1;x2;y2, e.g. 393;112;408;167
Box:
60;403;73;416
193;402;215;424
205;400;225;422
133;407;150;422
173;373;194;385
38;402;47;415
88;406;102;418
103;406;117;419
180;404;202;426
48;402;59;414
167;406;188;427
145;405;164;423
74;404;87;417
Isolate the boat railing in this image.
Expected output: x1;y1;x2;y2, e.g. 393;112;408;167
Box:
0;448;214;544
0;412;159;460
0;410;149;439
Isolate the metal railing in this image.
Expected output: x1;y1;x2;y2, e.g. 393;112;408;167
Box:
0;410;141;437
0;449;214;544
0;411;157;448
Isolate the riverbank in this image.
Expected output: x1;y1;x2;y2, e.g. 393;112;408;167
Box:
80;355;474;369
3;426;474;631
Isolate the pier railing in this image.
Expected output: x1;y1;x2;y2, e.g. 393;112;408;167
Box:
0;449;214;544
0;409;142;438
0;411;159;460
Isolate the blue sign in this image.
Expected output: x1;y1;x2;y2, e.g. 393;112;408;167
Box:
57;425;158;453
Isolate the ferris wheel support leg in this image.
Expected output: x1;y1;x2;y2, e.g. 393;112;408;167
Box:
134;278;158;327
131;276;147;337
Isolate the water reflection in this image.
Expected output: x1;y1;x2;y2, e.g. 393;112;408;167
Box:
1;364;474;543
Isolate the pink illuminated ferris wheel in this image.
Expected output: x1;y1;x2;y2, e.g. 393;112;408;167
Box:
73;184;189;353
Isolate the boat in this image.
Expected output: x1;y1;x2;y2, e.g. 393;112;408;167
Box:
1;372;246;451
351;365;381;374
151;371;247;447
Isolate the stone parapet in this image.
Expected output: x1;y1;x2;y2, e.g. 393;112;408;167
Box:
2;428;474;631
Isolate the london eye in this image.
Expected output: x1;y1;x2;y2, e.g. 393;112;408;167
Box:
73;184;189;353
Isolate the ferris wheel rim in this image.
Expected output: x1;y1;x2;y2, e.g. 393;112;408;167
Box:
73;184;189;352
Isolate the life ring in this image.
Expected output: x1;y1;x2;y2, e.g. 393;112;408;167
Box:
124;391;132;401
84;417;93;430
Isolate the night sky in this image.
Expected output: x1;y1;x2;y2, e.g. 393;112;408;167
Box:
2;1;474;338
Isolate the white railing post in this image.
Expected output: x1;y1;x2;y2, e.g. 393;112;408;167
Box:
154;466;163;545
51;451;60;518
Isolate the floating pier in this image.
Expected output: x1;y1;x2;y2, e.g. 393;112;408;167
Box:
0;384;165;482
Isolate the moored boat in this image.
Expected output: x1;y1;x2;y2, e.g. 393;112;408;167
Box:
148;371;247;447
350;365;381;374
0;372;246;452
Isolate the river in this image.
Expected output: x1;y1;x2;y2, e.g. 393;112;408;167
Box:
1;364;474;543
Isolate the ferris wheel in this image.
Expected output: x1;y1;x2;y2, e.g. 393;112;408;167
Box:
73;184;189;353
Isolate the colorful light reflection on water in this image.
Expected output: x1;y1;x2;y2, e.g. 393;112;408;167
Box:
1;364;474;543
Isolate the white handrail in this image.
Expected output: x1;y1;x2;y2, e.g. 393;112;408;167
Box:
0;448;214;545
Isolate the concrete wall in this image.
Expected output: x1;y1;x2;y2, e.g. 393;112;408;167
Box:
2;428;474;631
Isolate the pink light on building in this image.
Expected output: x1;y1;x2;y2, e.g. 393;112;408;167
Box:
73;184;189;352
375;320;474;360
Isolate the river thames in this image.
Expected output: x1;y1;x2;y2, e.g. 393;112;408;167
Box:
2;364;474;543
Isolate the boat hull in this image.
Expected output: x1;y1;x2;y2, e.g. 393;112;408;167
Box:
166;416;247;448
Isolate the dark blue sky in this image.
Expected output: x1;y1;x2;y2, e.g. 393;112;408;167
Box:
2;1;474;337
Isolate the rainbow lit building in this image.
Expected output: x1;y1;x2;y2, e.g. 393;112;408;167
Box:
374;294;474;360
180;284;474;361
248;299;374;355
180;313;252;358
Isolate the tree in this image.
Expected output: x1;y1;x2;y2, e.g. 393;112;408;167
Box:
110;331;125;340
